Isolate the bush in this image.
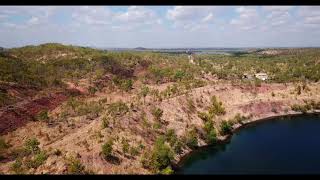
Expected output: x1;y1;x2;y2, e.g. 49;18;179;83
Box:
24;138;40;154
107;101;129;117
88;86;97;95
121;138;130;155
112;76;133;92
120;79;133;92
198;112;212;122
101;116;109;129
160;166;174;175
173;140;184;154
10;158;24;174
139;85;150;101
25;151;48;169
220;120;232;136
0;138;9;150
101;139;113;159
36;110;49;122
204;120;217;144
148;136;174;171
129;146;140;157
185;128;198;149
186;98;196;113
165;129;177;146
233;113;247;124
208;96;226;116
207;129;217;144
151;107;163;121
67;157;86;174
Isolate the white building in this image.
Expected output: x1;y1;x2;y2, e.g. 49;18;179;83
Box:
255;73;268;81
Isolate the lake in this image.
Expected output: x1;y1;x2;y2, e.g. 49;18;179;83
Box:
177;114;320;174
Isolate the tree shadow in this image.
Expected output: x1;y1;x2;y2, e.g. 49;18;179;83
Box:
105;155;121;165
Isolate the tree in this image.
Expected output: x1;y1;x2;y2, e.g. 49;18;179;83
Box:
220;120;232;136
140;85;149;104
141;136;174;172
121;138;130;155
185;128;198;149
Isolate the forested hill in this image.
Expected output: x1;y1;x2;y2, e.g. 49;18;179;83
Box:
2;43;102;62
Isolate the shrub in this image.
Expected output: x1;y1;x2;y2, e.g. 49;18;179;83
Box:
88;86;97;95
121;138;130;155
148;136;174;171
203;120;217;144
233;113;247;124
173;140;184;154
165;129;177;147
152;122;162;129
120;79;133;92
10;158;24;174
186;98;196;113
129;146;140;157
291;102;314;113
113;76;133;92
36;110;49;122
25;151;48;169
208;96;226;116
160;166;174;175
101;116;109;129
101;139;113;159
140;85;150;103
0;138;9;150
220;120;232;136
107;101;129;117
207;129;217;144
185;128;198;149
174;70;186;81
198;112;212;122
67;157;86;174
151;107;163;121
24;138;40;154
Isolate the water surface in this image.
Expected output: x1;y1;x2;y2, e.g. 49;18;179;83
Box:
177;114;320;174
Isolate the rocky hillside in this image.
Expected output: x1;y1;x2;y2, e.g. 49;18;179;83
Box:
0;44;320;174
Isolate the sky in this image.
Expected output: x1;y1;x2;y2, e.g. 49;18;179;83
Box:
0;6;320;48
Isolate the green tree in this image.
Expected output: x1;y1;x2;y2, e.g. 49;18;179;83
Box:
140;85;150;104
24;138;40;154
185;128;198;149
220;120;232;135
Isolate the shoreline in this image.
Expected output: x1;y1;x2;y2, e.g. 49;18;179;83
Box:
172;110;320;171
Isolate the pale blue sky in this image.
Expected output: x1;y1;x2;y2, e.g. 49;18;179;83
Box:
0;6;320;48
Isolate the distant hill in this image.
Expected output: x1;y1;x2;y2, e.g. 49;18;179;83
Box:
6;43;102;62
134;47;148;50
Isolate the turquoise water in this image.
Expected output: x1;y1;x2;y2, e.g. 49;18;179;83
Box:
177;114;320;174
